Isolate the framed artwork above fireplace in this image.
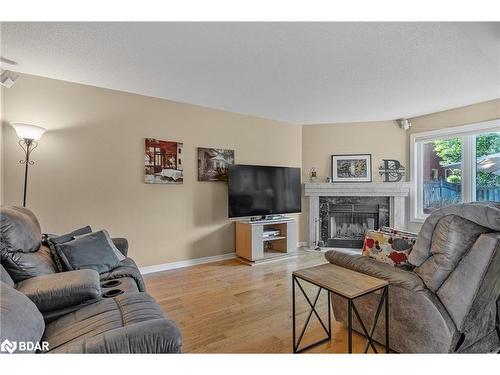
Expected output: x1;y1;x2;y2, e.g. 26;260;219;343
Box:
331;154;372;182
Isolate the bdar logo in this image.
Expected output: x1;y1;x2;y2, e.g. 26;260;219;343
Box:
1;339;17;353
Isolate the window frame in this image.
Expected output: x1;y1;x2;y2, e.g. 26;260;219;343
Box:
410;119;500;223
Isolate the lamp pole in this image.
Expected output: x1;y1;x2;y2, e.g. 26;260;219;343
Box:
18;138;38;207
11;123;46;207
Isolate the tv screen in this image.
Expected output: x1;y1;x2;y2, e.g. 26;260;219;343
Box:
228;165;301;218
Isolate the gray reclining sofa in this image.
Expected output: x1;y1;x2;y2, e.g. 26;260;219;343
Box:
0;206;181;353
325;202;500;353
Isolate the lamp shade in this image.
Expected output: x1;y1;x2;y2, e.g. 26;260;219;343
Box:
11;123;47;140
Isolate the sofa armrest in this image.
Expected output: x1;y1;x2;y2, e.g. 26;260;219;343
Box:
324;250;427;292
49;319;182;353
16;269;101;313
112;238;128;257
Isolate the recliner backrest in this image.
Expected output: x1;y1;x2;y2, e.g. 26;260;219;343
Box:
409;202;500;266
0;263;15;287
0;281;45;353
436;232;499;334
415;214;491;292
0;206;42;253
0;206;56;283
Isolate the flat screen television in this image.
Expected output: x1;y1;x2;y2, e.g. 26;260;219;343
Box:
228;165;301;218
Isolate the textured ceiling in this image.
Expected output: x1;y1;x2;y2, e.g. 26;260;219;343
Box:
1;22;499;124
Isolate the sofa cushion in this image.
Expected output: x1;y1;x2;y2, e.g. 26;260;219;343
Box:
0;281;45;353
44;226;93;272
55;230;124;274
415;215;491;292
42;292;167;352
50;319;182;353
99;257;146;292
1;245;57;283
0;206;42;253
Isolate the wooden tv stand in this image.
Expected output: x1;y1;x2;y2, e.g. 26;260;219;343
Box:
235;217;297;264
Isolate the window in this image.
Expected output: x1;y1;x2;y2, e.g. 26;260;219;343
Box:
421;137;463;214
475;132;500;201
411;120;500;222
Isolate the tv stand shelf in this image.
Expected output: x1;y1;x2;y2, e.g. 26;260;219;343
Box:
263;236;286;242
235;218;297;264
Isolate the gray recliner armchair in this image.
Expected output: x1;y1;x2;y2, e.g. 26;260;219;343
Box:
325;202;500;353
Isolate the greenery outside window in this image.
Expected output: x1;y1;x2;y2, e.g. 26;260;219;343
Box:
410;120;500;222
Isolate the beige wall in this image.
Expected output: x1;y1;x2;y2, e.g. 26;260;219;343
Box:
0;74;302;267
302;120;408;182
408;98;500;134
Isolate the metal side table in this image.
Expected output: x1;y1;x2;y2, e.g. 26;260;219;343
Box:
292;263;389;353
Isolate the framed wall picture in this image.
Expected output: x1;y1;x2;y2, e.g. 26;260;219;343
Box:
331;154;372;182
197;147;235;182
145;138;184;184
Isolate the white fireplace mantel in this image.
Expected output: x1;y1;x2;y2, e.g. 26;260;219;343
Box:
304;182;410;249
305;182;410;197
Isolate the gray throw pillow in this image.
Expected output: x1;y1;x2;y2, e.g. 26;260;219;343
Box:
44;226;93;272
56;230;125;274
74;230;126;261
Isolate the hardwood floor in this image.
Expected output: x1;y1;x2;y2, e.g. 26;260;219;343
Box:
144;250;383;353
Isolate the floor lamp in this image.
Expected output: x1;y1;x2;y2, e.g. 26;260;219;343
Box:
11;123;47;207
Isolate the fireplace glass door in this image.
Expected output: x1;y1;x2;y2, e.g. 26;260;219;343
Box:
327;204;379;248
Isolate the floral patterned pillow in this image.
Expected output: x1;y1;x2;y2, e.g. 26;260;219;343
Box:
362;227;417;268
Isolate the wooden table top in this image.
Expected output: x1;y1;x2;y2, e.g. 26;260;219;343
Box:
293;263;388;299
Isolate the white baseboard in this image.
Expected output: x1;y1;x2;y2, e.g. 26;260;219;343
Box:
139;252;237;275
297;241;308;248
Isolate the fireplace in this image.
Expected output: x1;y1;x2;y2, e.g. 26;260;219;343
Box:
327;204;379;248
319;197;390;249
305;182;410;250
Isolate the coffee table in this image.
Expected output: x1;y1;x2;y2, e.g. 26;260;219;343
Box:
292;263;389;353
